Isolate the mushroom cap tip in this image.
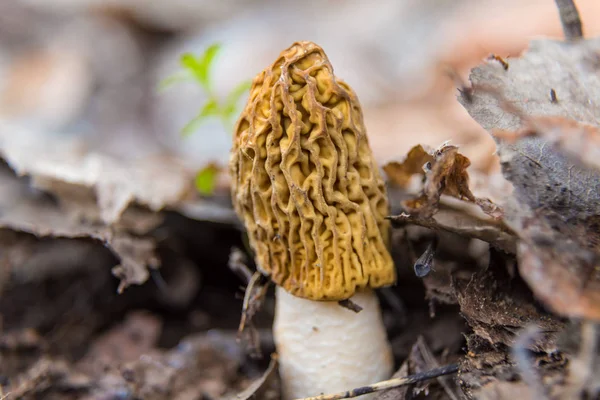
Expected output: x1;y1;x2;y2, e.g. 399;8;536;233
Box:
230;41;396;301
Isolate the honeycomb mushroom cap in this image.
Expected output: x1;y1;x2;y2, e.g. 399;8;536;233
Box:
230;41;395;301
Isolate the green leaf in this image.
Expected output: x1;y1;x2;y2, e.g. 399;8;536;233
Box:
200;98;220;117
197;43;222;87
181;115;206;137
180;53;202;76
180;44;222;90
195;163;219;196
223;79;252;119
181;99;220;137
156;70;192;92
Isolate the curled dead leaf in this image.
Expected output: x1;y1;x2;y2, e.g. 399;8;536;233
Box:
388;142;502;221
383;145;433;189
403;143;474;218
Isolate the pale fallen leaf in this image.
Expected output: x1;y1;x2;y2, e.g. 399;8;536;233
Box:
0;164;160;291
0;123;196;225
460;37;600;320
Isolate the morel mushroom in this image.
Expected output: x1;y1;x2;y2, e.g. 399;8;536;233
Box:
230;41;396;399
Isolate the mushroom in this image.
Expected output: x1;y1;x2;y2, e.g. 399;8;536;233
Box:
230;41;396;399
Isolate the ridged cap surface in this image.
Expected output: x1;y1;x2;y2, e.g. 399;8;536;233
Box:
230;41;395;300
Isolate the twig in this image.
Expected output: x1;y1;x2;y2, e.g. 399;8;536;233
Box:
238;272;269;334
293;364;459;400
579;321;598;395
416;336;460;400
554;0;583;40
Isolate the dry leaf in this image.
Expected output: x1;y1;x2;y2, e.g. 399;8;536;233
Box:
0;123;195;225
0;163;160;291
383;145;433;189
388;197;515;253
495;116;600;171
403;144;474;218
459;37;600;320
393;143;502;221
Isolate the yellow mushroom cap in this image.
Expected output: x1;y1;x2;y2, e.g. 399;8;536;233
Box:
230;41;396;301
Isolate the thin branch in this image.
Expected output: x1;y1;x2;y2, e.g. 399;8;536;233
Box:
294;364;459;400
554;0;583;41
416;336;460;400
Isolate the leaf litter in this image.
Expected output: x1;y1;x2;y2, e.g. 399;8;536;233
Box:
1;2;600;400
381;15;600;400
456;29;600;399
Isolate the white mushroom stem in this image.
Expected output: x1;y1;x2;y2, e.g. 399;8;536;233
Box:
274;286;393;400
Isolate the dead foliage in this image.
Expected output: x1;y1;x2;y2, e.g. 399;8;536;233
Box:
1;2;600;400
385;143;514;253
459;36;600;320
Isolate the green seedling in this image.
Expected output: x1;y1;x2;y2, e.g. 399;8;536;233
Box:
159;43;252;195
159;43;252;136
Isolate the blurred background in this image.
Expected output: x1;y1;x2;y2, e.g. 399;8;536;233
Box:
0;1;599;397
2;0;600;174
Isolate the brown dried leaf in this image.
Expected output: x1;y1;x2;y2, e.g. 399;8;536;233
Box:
397;143;502;222
403;144;473;217
459;37;600;319
383;144;433;188
0;164;160;291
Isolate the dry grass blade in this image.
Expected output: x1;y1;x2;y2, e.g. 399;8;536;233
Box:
237;271;270;357
293;364;459;400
